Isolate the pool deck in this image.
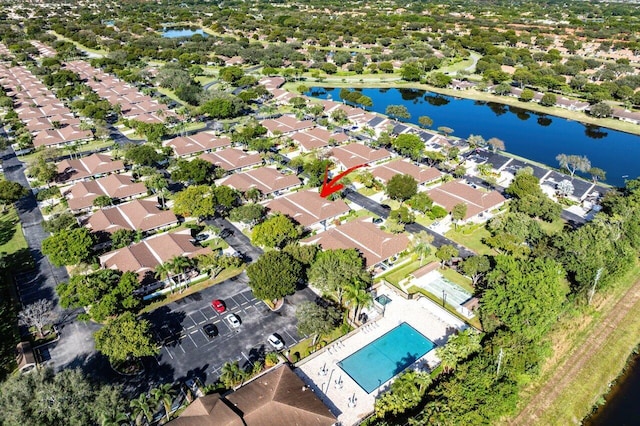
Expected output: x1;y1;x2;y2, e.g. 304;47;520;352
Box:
295;285;468;426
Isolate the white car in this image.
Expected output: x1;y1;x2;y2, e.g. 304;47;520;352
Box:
226;313;241;328
267;334;285;351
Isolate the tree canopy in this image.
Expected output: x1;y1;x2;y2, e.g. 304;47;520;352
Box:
251;214;301;248
386;174;418;202
94;312;158;363
42;228;94;267
246;251;303;301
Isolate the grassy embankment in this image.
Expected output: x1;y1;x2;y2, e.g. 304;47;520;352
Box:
0;207;32;380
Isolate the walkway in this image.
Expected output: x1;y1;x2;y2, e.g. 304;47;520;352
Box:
2;147;100;371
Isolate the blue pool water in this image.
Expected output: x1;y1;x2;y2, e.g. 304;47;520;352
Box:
338;322;435;393
162;28;208;38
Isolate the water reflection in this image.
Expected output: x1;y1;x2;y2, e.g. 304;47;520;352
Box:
399;88;424;101
537;115;553;126
509;106;531;121
585;125;608;140
424;94;450;106
487;102;508;116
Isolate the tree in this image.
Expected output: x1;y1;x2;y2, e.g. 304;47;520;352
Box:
589;102;613;118
171;158;215;184
200;95;243;119
436;329;482;373
93;195;113;208
0;368;126;426
212;185;241;215
487;137;505;152
343;280;373;322
466;134;486;149
435;245;459;267
124;144;165;167
481;255;568;340
438;126;454;137
94;312;158;364
589;167;606;183
385;105;411;121
418;115;433;129
392;133;424;161
251;214;300;248
412;231;434;265
0;180;27;212
375;370;432;418
42;228;94;267
18;299;54;337
451;203;467;229
229;203;266;226
130;393;154;426
386;174;418;203
220;361;246;389
557;179;575;198
43;212;78;233
29;156;57;185
246;251;302;301
540;93;557;107
407;192;433;214
389;206;415;224
172;185;215;219
295;301;341;344
145;173;169;208
169;256;193;292
150;383;175;422
308;249;371;304
519;88;535;102
460;255;491;287
556;154;591;177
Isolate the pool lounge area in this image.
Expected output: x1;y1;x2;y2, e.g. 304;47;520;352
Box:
295;284;468;426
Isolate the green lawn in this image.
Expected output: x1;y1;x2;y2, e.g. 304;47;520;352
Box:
539;217;566;235
445;223;496;256
0;207;33;380
377;256;435;287
439;267;474;294
19;139;116;166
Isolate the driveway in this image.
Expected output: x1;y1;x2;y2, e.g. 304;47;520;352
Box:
2;147;98;371
207;217;264;263
344;189;475;258
143;272;313;386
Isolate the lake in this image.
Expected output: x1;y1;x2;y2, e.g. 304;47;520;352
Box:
307;87;640;187
585;351;640;425
162;28;208;38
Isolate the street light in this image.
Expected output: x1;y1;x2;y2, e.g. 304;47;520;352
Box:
442;290;447;307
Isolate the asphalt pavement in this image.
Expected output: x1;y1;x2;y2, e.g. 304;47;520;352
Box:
207;217;263;263
143;273;313;386
2;147;99;371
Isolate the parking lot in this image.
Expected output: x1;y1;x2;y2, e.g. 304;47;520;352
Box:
145;272;313;385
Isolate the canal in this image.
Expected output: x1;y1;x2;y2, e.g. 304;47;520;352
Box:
307;87;640;187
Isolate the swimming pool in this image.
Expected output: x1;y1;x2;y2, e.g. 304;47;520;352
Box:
338;322;435;393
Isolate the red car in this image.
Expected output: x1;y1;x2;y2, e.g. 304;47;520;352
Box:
211;299;226;313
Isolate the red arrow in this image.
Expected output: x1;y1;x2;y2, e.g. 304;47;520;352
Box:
320;164;367;198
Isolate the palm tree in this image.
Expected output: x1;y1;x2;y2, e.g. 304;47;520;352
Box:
154;262;173;290
343;279;373;323
170;256;193;292
220;361;246;389
99;408;129;426
151;383;175;422
130;393;153;426
412;231;434;266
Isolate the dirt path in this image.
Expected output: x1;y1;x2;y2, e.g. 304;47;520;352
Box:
511;279;640;425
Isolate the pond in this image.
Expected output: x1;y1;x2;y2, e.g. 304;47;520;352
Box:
306;87;640;187
162;28;208;38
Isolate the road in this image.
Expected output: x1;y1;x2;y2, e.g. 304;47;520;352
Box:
2;147;100;371
343;189;475;258
206;217;264;263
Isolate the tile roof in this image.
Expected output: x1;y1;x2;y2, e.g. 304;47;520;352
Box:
199;148;263;171
427;180;506;219
302;218;409;267
264;189;350;227
65;174;147;211
370;159;441;184
290;127;349;151
87;199;177;234
56;153;125;182
99;230;211;279
260;115;314;135
331;143;392;169
165;132;232;157
218;167;301;195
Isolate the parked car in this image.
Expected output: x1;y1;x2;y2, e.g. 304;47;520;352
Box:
226;313;241;328
195;233;209;242
219;229;233;238
202;323;218;338
380;204;391;210
267;334;285;350
211;299;226;313
372;217;383;224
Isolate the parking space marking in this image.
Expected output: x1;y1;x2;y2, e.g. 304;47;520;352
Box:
190;329;199;335
162;347;174;360
283;329;297;346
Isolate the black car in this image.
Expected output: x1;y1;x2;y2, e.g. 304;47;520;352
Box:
219;229;234;238
202;323;218;338
380;204;391;210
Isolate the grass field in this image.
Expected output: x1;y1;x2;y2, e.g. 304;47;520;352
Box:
445;222;496;256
